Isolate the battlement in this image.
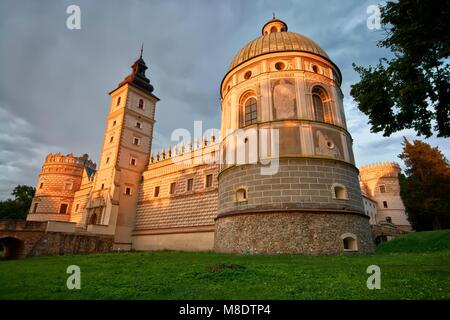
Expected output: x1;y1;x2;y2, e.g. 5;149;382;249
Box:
44;153;97;170
149;132;218;165
359;161;400;173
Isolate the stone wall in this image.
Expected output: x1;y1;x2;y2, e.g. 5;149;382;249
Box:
218;158;365;215
214;211;374;255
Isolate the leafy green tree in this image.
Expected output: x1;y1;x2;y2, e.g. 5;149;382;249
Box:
351;0;450;137
399;138;450;230
0;185;35;220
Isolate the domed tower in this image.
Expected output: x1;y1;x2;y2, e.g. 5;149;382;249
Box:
214;17;374;254
27;153;96;222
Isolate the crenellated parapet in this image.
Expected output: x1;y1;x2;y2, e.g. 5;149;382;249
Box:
359;162;401;182
27;153;96;223
149;131;218;165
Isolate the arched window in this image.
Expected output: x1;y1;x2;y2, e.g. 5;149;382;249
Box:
312;87;333;124
270;26;277;33
89;213;97;225
341;233;358;251
241;96;257;127
138;99;144;109
235;188;247;202
332;183;348;200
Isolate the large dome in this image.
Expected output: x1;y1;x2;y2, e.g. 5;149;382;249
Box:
228;18;329;71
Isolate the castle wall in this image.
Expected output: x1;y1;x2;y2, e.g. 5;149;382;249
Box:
218;159;364;215
132;143;219;251
215;212;374;255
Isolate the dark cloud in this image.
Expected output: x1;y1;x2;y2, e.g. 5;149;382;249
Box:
0;0;448;199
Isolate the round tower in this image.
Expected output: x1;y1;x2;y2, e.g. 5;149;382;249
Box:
359;162;411;230
214;17;374;254
27;153;96;222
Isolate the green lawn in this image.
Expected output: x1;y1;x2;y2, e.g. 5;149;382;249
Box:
1;230;449;300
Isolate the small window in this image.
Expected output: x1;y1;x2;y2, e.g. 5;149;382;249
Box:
154;186;160;197
64;182;73;191
113;120;117;126
106;157;110;164
32;203;38;213
59;203;68;214
386;216;392;223
379;185;386;193
205;174;213;188
235;188;247;202
383;201;388;208
133;137;140;146
312;65;319;73
110;136;114;143
270;26;277;33
136;121;142;129
275;62;285;70
343;236;357;251
170;182;176;195
244;71;252;80
116;96;121;106
39;182;44;189
101;183;105;190
130;157;137;166
125;187;132;196
138;99;144;109
75;203;79;212
187;178;194;191
332;184;348;200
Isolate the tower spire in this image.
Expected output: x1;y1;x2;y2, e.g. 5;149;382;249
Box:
140;43;144;59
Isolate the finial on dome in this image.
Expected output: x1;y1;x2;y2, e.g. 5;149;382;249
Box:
272;12;276;19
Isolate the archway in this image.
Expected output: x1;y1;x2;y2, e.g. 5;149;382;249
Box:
0;236;25;260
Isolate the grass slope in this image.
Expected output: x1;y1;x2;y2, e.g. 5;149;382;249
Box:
0;230;449;300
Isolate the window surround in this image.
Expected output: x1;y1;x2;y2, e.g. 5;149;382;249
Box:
340;233;358;252
331;183;348;200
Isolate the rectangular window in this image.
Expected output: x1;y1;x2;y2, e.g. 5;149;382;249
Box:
101;183;105;190
75;204;79;212
32;203;38;213
154;186;160;197
133;137;140;146
125;187;132;196
39;182;44;189
106;157;110;164
383;201;388;208
64;182;73;190
110;136;114;143
113;120;117;126
187;178;193;191
59;203;68;214
136;122;142;129
205;174;213;188
170;182;176;194
379;185;386;193
130;157;137;166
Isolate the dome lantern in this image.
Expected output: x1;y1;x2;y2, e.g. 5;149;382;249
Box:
261;14;288;35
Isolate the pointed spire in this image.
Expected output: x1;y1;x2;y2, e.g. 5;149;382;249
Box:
140;43;144;59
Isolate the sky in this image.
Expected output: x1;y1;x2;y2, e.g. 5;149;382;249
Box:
0;0;448;200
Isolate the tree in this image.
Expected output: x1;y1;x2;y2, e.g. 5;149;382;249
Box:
0;185;35;220
350;0;450;138
399;138;450;230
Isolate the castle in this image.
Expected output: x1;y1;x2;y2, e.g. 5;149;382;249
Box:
25;17;410;255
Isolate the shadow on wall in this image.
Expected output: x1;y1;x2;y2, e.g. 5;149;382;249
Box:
0;237;25;260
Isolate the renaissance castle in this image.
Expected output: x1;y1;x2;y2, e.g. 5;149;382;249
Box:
25;17;410;255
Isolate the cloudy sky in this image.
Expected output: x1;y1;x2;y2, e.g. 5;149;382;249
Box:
0;0;448;199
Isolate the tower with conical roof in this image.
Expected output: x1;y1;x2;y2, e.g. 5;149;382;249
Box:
81;50;159;250
214;17;374;254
